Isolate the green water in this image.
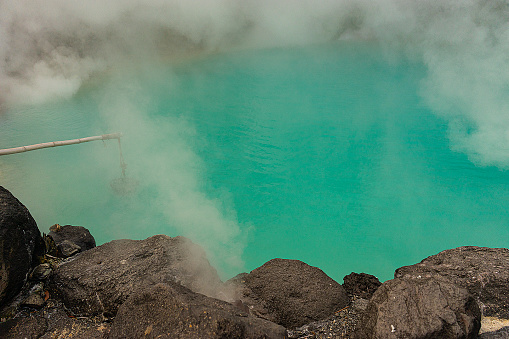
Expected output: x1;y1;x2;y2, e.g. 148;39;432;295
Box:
1;42;508;282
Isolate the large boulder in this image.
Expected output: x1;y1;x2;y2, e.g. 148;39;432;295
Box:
355;276;481;339
0;186;45;308
395;246;509;319
48;224;96;258
48;234;223;317
343;272;382;300
228;258;350;329
108;282;287;339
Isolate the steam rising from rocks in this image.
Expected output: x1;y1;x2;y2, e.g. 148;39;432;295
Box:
2;0;509;275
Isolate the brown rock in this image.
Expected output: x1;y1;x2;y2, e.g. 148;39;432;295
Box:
48;235;223;317
228;258;350;329
355;276;481;339
395;246;509;319
108;282;287;339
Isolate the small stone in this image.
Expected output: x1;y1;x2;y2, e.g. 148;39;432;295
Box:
57;240;81;258
351;298;369;312
21;293;45;309
30;263;52;280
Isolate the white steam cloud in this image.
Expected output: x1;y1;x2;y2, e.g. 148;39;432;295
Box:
2;0;509;167
2;0;509;273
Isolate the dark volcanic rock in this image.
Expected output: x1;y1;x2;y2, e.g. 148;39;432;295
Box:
48;234;223;317
57;240;81;258
355;276;481;339
229;258;350;329
0;314;48;339
395;246;509;319
343;272;382;299
288;298;368;338
109;282;287;339
0;186;45;308
48;224;95;257
29;263;52;281
0;299;109;339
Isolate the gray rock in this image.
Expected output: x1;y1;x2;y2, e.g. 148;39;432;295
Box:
48;224;95;257
354;276;481;339
228;258;350;329
57;240;81;258
108;282;287;339
0;186;45;308
30;263;52;281
395;246;509;319
48;234;223;317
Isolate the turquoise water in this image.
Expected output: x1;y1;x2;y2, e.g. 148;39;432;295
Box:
1;42;508;282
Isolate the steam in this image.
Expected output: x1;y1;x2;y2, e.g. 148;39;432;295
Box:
2;0;509;274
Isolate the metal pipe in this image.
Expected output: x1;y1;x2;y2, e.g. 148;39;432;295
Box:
0;133;122;156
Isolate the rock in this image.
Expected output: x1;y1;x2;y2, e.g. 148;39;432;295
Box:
37;306;108;339
21;293;45;309
48;224;95;257
0;315;48;339
479;326;509;339
1;298;109;338
351;298;369;312
48;235;223;317
228;258;350;329
57;240;81;258
354;276;481;339
30;263;52;281
395;246;509;319
288;299;365;338
108;282;287;339
343;272;382;300
0;186;45;308
480;317;509;338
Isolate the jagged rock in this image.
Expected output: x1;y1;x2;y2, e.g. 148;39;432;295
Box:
354;276;481;339
48;224;95;258
108;282;287;339
395;246;509;319
0;186;45;308
343;272;381;299
48;235;223;317
228;258;350;329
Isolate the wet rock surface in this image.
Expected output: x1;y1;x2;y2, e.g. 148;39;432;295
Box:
354;276;481;339
228;258;350;329
395;246;509;319
48;234;223;317
0;186;45;308
109;282;287;339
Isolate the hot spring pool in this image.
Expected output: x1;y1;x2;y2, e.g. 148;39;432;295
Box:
1;42;508;282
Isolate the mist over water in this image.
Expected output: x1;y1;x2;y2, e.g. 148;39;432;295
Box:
1;0;509;280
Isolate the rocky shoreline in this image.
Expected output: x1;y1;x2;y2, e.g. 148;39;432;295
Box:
1;185;508;338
